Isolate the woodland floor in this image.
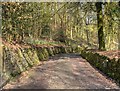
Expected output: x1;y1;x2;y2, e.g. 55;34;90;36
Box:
3;53;120;89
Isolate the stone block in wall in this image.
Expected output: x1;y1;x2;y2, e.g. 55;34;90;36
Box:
46;47;54;56
22;48;34;67
24;48;40;65
42;47;49;61
3;47;14;78
36;47;48;61
17;48;29;71
59;46;66;53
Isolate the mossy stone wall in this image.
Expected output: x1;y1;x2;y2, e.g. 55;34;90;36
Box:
81;50;120;84
1;45;73;88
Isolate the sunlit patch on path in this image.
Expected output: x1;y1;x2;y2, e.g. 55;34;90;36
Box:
4;53;119;89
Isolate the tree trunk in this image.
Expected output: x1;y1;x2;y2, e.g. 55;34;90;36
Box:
95;2;106;51
118;2;120;50
118;26;120;50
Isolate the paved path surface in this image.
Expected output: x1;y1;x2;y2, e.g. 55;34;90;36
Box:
4;54;119;89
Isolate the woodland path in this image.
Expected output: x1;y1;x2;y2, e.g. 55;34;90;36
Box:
4;53;119;89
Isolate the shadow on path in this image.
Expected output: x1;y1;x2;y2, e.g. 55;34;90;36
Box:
3;53;120;89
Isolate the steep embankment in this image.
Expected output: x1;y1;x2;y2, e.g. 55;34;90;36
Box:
1;43;74;88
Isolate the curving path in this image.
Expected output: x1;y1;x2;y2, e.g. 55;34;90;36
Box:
4;53;119;89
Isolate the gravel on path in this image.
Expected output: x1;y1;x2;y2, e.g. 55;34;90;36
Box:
3;53;120;89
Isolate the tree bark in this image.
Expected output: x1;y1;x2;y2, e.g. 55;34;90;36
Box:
95;2;106;51
118;1;120;49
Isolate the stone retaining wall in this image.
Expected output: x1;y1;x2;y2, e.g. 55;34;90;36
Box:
81;50;120;84
1;45;73;88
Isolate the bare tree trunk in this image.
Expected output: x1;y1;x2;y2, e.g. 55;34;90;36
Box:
96;2;106;51
118;2;120;50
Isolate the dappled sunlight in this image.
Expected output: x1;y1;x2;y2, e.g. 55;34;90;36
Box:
1;2;120;89
3;54;119;89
